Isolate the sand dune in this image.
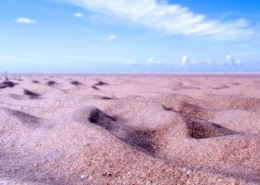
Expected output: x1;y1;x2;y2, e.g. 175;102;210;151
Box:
0;74;260;184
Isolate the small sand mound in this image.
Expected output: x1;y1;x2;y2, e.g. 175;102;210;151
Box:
73;106;116;128
46;80;56;86
95;81;108;86
71;80;81;85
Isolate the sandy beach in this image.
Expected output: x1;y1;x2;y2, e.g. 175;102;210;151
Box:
0;74;260;184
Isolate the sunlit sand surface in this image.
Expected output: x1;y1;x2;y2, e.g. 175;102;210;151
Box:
0;74;260;184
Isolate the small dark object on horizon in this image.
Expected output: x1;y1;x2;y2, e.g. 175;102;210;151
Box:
4;70;8;81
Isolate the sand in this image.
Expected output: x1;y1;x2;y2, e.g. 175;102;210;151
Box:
0;74;260;184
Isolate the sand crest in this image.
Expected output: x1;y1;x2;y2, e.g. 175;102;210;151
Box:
0;74;259;184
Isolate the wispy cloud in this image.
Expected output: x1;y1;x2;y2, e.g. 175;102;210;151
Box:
235;51;260;56
123;59;141;67
61;0;254;39
147;56;154;64
74;12;83;17
0;52;16;60
14;17;36;24
124;59;136;65
109;35;116;40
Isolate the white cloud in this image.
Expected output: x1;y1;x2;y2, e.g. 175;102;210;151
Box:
61;0;253;39
226;54;233;62
109;35;116;40
179;56;215;66
74;12;83;17
226;54;241;65
123;59;137;66
180;55;189;66
14;18;36;24
146;56;162;65
147;56;154;64
127;60;136;64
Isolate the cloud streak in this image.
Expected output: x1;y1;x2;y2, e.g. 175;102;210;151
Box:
14;18;36;24
109;35;116;40
61;0;253;39
74;12;83;17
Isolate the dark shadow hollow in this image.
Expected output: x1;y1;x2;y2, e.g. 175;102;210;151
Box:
73;106;156;155
71;81;81;86
95;81;108;86
4;108;41;128
32;80;39;83
0;81;15;89
91;86;99;90
47;81;56;86
23;89;41;99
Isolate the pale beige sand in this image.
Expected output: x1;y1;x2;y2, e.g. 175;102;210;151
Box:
0;74;260;184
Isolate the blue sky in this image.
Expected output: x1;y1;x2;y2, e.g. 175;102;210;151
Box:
1;0;260;73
